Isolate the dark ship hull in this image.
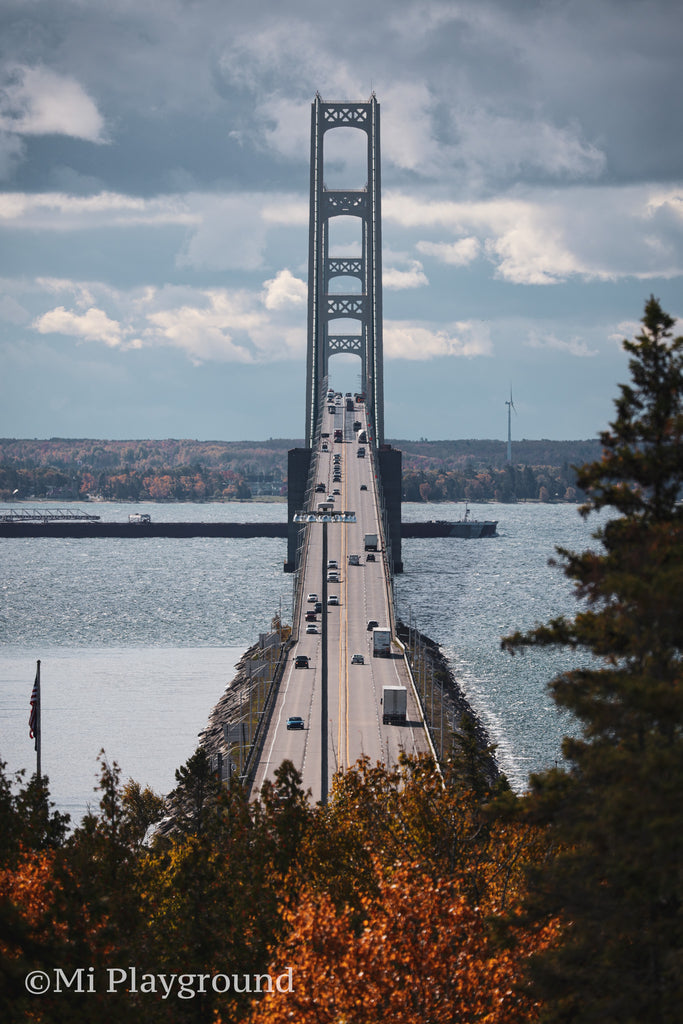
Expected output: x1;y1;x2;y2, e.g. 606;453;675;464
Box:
402;519;497;538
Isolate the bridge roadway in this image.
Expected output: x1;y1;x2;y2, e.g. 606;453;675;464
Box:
251;395;430;802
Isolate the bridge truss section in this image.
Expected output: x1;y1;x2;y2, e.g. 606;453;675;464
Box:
305;94;384;448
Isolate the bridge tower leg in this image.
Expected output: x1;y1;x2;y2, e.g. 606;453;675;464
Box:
305;93;384;448
288;93;402;574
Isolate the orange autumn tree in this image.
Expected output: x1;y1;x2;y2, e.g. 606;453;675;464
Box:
248;754;558;1024
250;858;557;1024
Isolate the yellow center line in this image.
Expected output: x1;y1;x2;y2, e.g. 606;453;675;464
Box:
338;436;348;770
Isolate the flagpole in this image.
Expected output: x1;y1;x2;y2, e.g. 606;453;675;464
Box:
30;660;41;780
36;660;41;780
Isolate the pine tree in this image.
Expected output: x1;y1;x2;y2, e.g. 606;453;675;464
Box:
502;297;683;1023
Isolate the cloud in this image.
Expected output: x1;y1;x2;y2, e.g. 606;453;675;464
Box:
144;291;259;364
262;269;307;309
525;331;598;358
380;81;442;175
34;306;124;348
384;319;493;360
387;185;683;285
416;238;480;267
383;259;428;290
23;278;307;365
609;320;642;346
449;106;606;183
0;65;106;142
0;191;197;230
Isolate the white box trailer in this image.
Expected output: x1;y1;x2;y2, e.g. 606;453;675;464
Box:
382;686;407;725
372;628;392;657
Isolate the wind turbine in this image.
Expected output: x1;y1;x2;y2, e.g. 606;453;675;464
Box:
505;387;516;462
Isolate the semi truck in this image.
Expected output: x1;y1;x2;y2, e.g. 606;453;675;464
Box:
382;686;407;725
372;628;392;657
364;533;378;551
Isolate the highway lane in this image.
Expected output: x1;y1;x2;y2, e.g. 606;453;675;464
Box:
251;392;430;802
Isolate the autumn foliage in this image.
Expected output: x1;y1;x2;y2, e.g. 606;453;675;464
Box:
0;750;557;1024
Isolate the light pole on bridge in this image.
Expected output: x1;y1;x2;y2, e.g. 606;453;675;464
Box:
293;510;356;804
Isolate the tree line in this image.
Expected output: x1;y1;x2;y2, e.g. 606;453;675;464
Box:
1;297;683;1020
0;438;599;503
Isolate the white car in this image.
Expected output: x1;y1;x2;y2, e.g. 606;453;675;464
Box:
327;595;339;606
305;623;318;634
307;593;318;603
327;559;338;569
327;572;340;582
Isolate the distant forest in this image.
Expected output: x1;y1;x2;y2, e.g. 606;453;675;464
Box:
0;437;603;504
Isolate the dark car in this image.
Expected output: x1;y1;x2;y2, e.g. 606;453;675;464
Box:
360;484;368;491
366;553;375;561
351;654;365;665
367;619;379;631
294;655;310;669
314;602;322;613
287;716;305;730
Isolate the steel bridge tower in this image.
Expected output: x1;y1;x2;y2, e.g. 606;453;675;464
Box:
286;94;402;575
305;93;384;448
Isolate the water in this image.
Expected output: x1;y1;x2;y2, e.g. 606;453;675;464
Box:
0;501;292;818
396;502;600;789
1;499;601;814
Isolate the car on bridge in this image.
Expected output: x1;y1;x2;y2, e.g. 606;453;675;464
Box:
327;595;339;606
305;624;318;634
351;654;365;665
360;484;368;491
367;619;379;631
307;593;318;603
294;655;310;669
287;716;305;730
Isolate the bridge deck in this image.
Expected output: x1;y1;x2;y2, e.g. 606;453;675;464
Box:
250;395;431;802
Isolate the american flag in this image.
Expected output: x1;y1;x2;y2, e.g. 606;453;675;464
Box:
29;668;39;743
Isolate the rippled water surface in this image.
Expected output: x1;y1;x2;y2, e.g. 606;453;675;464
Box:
397;502;601;789
1;499;601;811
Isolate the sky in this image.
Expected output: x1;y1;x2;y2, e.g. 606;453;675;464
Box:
0;0;681;444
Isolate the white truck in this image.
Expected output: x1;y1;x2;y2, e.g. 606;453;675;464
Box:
372;628;392;657
382;686;407;725
364;533;378;551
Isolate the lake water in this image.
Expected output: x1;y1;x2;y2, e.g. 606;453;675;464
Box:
0;499;599;816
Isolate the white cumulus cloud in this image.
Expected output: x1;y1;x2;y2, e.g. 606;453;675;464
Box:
262;268;307;309
0;65;106;142
384;319;493;360
383;259;428;290
33;306;124;347
417;238;480;267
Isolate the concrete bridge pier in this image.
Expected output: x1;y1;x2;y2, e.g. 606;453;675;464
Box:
377;445;403;574
284;447;312;573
